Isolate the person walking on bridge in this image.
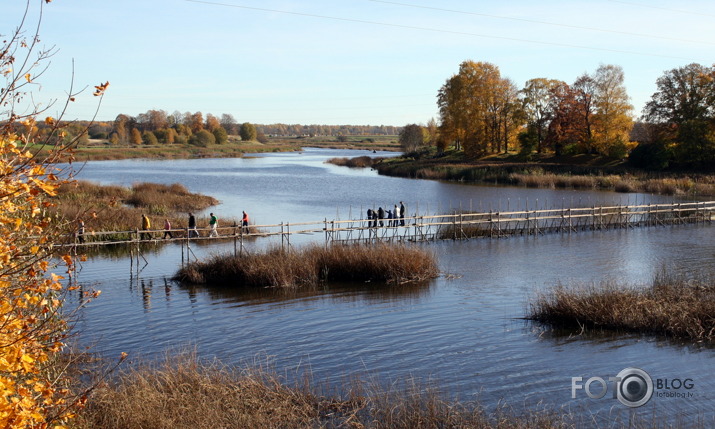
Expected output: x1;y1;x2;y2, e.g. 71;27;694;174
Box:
77;219;85;244
209;212;219;237
141;214;152;240
188;212;198;238
242;211;250;233
163;218;173;239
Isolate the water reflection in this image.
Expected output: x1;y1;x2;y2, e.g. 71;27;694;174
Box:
531;322;715;353
177;279;435;307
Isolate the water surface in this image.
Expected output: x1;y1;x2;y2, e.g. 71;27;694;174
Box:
67;149;715;424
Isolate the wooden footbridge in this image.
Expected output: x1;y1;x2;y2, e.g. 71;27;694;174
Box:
63;201;715;255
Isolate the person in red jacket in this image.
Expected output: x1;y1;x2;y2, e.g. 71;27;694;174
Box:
242;211;250;233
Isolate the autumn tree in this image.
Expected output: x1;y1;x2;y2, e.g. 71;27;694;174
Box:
220;113;238;135
437;61;523;158
143;131;158;145
572;73;597;152
239;122;257;141
205;114;221;132
644;63;715;167
399;124;425;153
493;77;522;154
591;64;634;157
190;129;215;147
544;82;583;156
113;114;131;144
130;128;143;145
212;127;228;145
185;112;204;134
0;1;109;426
425;118;439;147
521;78;562;153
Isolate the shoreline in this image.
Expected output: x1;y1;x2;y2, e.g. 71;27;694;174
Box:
328;151;715;197
44;136;401;162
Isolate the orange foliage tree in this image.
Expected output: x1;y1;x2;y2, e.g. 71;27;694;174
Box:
1;1;109;427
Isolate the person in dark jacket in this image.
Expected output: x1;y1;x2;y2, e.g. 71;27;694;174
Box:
188;212;198;238
400;201;406;226
377;207;385;227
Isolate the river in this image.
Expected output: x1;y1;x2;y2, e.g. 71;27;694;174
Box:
66;148;715;425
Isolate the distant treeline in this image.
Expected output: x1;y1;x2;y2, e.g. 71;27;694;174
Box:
17;110;402;148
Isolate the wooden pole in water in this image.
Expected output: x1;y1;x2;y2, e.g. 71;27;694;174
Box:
233;222;238;257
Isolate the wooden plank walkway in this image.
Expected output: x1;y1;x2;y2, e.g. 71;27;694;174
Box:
60;201;715;249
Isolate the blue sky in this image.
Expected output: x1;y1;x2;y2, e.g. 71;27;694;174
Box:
3;0;715;126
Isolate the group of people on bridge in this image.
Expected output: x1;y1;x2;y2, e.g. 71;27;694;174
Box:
179;211;250;239
76;211;251;243
367;201;406;228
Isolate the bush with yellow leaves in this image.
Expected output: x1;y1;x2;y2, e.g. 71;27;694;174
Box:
1;1;107;427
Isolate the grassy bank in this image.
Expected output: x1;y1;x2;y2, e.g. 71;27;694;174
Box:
51;181;223;240
76;353;569;429
528;271;715;341
330;151;715;197
175;243;439;287
327;155;382;168
274;134;399;151
37;135;398;162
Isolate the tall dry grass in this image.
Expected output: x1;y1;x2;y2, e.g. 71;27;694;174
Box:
51;181;220;238
509;172;715;196
125;182;218;213
76;352;570;429
326;155;377;168
175;243;439;287
529;271;715;341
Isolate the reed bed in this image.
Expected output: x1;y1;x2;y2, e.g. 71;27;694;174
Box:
370;154;715;197
326;155;377;168
529;272;715;341
51;181;221;239
76;352;570;429
175;243;439;287
124;182;218;213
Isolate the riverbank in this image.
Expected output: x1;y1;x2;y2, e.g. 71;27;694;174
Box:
328;151;715;197
529;271;715;341
174;243;439;287
74;351;705;429
38;135;399;162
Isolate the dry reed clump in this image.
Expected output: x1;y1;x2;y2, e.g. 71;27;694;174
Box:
326;156;375;168
77;353;571;429
642;178;680;195
510;173;601;190
77;354;323;429
415;167;449;180
529;272;715;341
509;173;555;188
51;181;221;239
174;244;439;288
125;182;218;212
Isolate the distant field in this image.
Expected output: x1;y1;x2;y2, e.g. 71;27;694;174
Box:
266;134;399;151
31;135;399;161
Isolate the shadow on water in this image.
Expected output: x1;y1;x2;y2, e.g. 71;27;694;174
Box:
527;321;715;353
175;278;436;307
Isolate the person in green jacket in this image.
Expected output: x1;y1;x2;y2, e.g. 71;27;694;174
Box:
209;212;218;237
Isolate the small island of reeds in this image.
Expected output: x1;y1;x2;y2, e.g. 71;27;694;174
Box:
528;271;715;342
174;243;439;287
